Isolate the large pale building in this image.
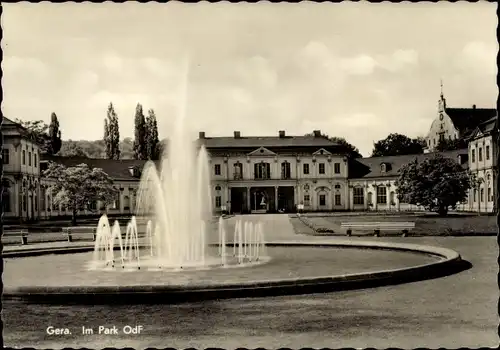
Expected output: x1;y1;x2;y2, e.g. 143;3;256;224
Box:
2;119;497;223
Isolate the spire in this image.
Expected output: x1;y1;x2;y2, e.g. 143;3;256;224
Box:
438;79;446;112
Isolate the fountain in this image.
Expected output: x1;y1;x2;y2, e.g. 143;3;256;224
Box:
90;58;269;271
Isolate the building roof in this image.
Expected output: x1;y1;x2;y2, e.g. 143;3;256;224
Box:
197;135;339;150
445;107;497;137
349;149;468;179
469;115;498;139
41;155;152;181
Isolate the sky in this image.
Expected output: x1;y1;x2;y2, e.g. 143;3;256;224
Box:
2;2;498;157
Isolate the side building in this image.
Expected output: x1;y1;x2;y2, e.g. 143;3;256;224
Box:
1;117;43;222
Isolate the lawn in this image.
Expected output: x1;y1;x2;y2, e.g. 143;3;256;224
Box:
296;213;497;236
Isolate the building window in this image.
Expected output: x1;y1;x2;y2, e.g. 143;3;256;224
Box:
22;150;26;165
334;184;341;189
28;152;32;166
303;163;309;175
2;180;11;212
254;162;271;179
90;200;97;210
376;186;387;204
112;194;120;210
390;191;395;205
334;163;341;174
335;193;341;206
319;194;326;206
215;185;221;191
2;149;9;165
34;194;38;211
215;196;222;208
123;196;130;211
281;161;291;179
471;149;475;163
353;187;364;205
304;195;310;206
473;189;477;202
214;164;221;176
40;188;46;211
486;146;490;160
478;147;483;162
433;139;436;146
488;187;492;202
233;162;243;180
34;153;38;167
318;163;325;174
480;188;484;203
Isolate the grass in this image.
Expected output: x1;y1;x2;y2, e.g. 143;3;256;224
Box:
295;213;498;237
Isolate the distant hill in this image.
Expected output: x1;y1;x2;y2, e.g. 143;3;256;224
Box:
58;138;168;159
59;138;135;159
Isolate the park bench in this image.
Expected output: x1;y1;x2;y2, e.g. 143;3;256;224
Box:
2;229;29;245
340;222;416;237
62;226;97;242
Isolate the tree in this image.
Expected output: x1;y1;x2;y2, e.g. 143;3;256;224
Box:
395;154;474;216
104;103;121;160
43;162;119;225
58;140;89;158
145;109;160;160
48;112;62;155
436;138;467;152
17;114;62;155
372;133;424;157
15;119;51;151
304;132;362;158
133;103;147;160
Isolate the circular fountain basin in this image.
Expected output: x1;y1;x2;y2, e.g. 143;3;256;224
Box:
3;241;467;304
87;254;271;272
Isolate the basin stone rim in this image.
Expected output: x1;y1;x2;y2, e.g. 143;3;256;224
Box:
3;240;464;302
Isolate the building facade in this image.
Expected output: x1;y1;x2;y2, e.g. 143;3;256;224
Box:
465;116;498;212
2;117;43;222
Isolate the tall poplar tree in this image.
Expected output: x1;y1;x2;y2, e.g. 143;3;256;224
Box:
133;103;147;160
48;112;62;155
104;102;121;160
104;118;111;159
145;109;160;160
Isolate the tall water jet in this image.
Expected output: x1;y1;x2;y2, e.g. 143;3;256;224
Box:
90;57;269;271
132;57;213;269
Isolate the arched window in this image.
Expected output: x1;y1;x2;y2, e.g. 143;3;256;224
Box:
281;161;291;179
334;184;341;190
2;179;11;212
367;192;373;205
390;191;395;205
215;185;221;191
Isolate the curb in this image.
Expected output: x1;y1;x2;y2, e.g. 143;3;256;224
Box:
3;240;469;304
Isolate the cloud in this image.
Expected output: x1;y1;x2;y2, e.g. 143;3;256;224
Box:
455;41;497;75
2;56;49;78
340;55;378;75
101;52;124;73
